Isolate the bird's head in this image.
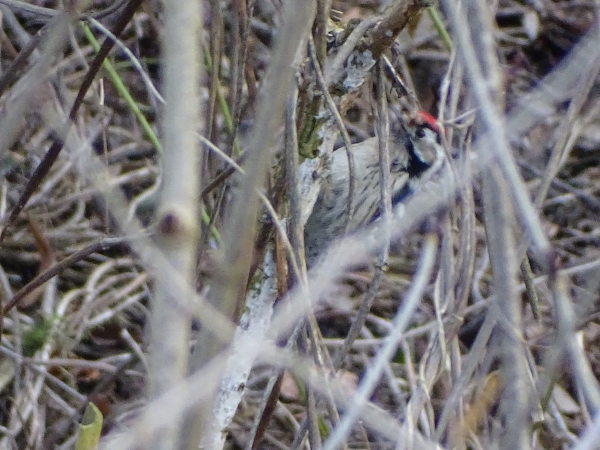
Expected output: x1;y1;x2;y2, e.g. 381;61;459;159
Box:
401;110;445;178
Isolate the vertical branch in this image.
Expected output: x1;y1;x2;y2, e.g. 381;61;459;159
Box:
481;167;529;449
312;0;332;64
286;89;308;286
228;0;253;155
186;2;316;449
148;1;203;450
330;61;390;369
247;86;306;450
307;37;355;235
459;2;530;448
440;0;550;258
206;0;223;144
375;61;392;261
194;0;315;357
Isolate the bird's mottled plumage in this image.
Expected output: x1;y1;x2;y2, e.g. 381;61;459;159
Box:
304;113;445;264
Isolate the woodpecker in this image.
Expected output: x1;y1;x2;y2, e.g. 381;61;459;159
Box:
304;111;445;264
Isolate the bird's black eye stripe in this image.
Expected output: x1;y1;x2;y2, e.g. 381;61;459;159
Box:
416;127;426;138
404;135;430;178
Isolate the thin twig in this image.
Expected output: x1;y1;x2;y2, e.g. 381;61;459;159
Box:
307;36;356;235
331;61;392;370
441;0;551;258
322;234;438;450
